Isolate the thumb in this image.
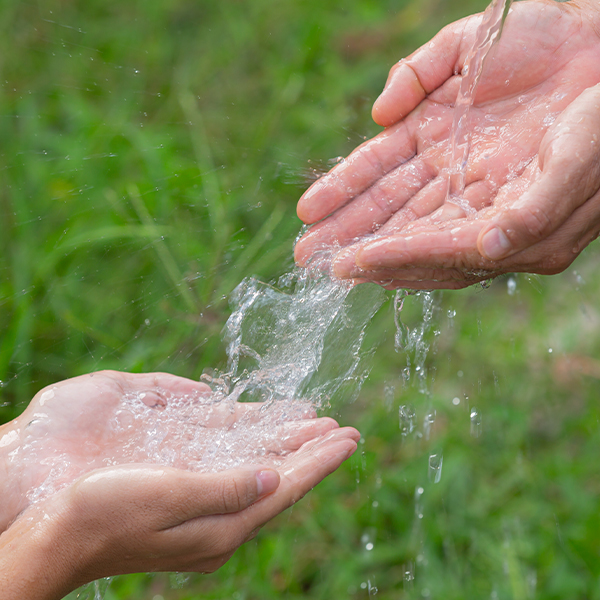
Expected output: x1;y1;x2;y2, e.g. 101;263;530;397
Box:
478;84;600;260
160;467;281;527
69;465;281;531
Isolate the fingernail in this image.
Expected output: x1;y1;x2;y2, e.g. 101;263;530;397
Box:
481;227;512;260
256;469;279;497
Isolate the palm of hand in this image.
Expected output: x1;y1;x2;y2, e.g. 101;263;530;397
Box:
15;371;326;504
295;1;600;288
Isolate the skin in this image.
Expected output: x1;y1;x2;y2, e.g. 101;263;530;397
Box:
294;0;600;289
0;371;359;599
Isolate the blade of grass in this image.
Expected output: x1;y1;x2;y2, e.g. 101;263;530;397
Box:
128;184;197;313
178;91;229;300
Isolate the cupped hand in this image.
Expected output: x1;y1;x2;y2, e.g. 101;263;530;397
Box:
0;424;359;600
294;0;600;289
0;370;342;532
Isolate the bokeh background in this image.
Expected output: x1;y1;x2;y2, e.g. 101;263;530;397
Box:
2;0;600;598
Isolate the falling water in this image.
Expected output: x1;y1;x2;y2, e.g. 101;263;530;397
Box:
446;0;513;209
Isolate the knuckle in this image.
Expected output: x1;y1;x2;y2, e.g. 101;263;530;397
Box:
517;206;553;242
359;144;386;179
220;477;251;513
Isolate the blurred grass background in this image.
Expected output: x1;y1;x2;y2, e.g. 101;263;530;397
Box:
1;0;600;598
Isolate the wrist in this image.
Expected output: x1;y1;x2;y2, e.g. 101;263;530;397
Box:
0;500;86;600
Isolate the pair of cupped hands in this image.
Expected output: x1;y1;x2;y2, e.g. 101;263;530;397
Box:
0;371;359;600
295;0;600;289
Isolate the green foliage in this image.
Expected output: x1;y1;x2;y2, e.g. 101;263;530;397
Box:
3;0;600;598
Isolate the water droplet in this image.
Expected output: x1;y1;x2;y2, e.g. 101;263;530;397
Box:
480;279;493;289
423;409;436;440
452;396;460;406
428;452;443;483
403;561;415;590
470;408;482;438
507;275;517;296
399;404;416;436
401;366;411;386
361;528;376;552
393;289;409;351
414;486;425;519
384;384;395;411
548;348;553;354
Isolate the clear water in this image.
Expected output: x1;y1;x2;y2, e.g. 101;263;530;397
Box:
446;0;513;210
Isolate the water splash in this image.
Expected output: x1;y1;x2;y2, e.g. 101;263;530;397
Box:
470;407;483;438
393;290;437;394
217;261;385;408
399;404;417;437
21;260;386;507
427;451;443;484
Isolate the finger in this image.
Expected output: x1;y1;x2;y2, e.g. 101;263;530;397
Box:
478;84;600;260
239;427;360;528
295;153;438;266
71;465;282;532
161;467;283;525
374;176;449;235
372;15;477;126
160;427;360;559
273;417;340;452
347;178;600;287
226;417;339;456
297;121;420;225
353;220;490;273
375;277;479;291
330;178;495;279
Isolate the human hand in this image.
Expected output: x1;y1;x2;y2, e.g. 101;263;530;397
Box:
0;424;358;600
294;0;600;289
0;371;346;532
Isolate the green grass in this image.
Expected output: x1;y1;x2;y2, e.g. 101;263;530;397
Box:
2;0;600;598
